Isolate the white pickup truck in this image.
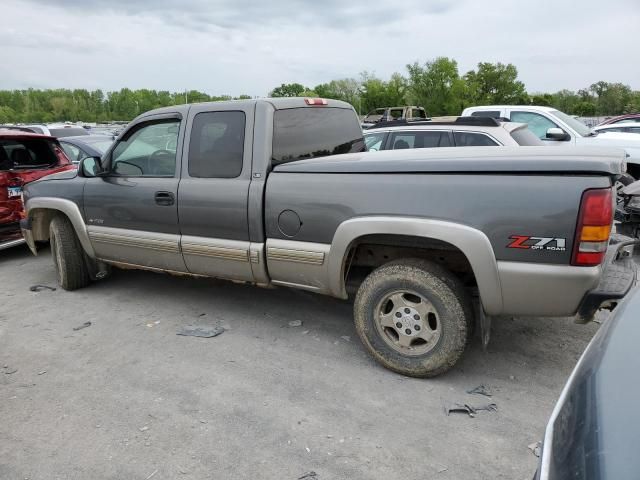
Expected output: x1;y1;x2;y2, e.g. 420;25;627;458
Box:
462;105;640;177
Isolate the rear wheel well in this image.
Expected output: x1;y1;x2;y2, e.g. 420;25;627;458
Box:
344;234;477;294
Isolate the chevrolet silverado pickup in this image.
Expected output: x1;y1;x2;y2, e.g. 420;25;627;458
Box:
19;98;637;377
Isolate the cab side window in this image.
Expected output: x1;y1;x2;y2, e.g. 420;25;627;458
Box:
390;131;451;149
453;132;499;146
364;132;386;151
61;143;81;163
511;111;558;140
188;111;245;178
111;120;180;177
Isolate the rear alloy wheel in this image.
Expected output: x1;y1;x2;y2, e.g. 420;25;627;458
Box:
374;290;442;355
49;215;90;291
354;259;470;377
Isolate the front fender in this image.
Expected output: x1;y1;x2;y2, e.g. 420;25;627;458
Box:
327;216;503;315
25;197;95;258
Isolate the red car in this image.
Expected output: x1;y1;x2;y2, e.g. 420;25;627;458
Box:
598;113;640;126
0;129;75;250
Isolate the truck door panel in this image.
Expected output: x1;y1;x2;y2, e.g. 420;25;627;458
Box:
178;104;256;281
84;115;187;271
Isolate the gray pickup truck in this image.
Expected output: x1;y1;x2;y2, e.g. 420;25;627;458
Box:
20;98;637;377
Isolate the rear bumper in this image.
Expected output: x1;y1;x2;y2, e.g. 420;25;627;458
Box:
575;239;638;323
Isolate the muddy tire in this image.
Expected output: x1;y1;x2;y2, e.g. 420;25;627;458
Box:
354;259;470;377
49;215;90;291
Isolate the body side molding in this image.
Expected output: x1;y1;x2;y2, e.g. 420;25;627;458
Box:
266;238;332;293
327;216;504;314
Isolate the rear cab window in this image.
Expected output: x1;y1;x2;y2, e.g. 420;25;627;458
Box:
272;108;365;166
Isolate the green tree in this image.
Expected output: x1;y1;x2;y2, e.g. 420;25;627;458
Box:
269;83;306;97
464;62;528;105
574;101;597;116
406;57;461;115
0;106;16;123
359;71;408;113
529;93;554;107
590;81;632;115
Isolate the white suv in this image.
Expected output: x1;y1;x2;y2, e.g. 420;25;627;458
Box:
462;105;640;176
363;117;542;151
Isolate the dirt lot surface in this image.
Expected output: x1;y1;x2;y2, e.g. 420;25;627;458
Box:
1;245;600;480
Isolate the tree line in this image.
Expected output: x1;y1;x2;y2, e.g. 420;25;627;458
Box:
271;58;640;117
0;57;638;123
0;89;253;124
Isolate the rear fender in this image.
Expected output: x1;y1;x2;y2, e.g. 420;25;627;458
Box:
327;216;503;315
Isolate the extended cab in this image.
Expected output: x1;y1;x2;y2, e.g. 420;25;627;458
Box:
20;98;636;377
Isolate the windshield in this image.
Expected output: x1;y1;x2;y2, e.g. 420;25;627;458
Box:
85;139;114;154
551;110;592;137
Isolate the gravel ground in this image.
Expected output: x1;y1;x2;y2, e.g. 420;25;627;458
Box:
0;245;600;480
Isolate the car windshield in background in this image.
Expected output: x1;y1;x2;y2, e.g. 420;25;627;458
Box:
0;139;57;170
50;128;89;138
272;108;365;165
552;110;593;137
510;128;544;146
83;138;114;154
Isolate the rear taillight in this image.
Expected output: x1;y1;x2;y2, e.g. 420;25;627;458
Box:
304;98;328;106
572;188;613;266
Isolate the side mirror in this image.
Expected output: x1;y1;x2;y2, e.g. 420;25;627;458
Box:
80;156;105;177
546;127;570;141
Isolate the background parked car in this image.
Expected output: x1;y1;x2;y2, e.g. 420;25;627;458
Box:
462;105;640;177
536;280;640;480
19;124;90;138
363;117;542;151
593;123;640;135
0;129;75;250
59;135;116;164
361;106;428;129
598;113;640;126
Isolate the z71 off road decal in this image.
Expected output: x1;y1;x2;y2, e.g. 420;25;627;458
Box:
507;235;566;251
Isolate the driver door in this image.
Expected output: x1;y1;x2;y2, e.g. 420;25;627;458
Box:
83;113;187;272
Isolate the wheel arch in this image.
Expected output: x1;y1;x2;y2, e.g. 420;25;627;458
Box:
327;216;504;315
26;197;95;258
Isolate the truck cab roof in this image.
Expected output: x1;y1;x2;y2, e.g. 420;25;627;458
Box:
135;97;355;121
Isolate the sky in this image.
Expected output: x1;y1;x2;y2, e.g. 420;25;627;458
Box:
2;0;639;96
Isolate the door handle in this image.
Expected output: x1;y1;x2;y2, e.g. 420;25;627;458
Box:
154;191;174;206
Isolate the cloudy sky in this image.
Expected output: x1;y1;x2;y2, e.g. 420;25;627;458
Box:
2;0;639;96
